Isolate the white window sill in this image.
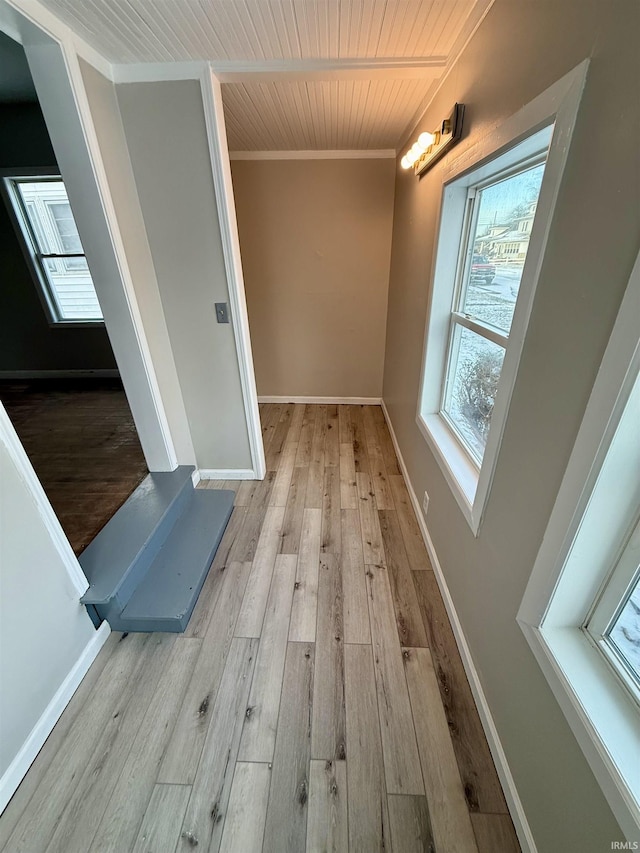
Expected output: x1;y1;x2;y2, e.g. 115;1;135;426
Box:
416;412;483;535
50;320;105;328
519;621;640;839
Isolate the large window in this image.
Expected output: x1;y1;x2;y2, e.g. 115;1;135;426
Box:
2;175;103;324
440;157;546;463
417;63;588;534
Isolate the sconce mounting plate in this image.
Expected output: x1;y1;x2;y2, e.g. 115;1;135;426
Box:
415;103;465;176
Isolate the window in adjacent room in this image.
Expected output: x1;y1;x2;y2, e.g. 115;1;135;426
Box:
2;175;103;323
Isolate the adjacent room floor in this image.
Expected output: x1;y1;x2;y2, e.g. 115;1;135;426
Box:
0;378;147;554
0;404;520;853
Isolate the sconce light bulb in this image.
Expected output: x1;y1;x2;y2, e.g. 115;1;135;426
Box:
400;155;411;170
418;131;435;149
410;143;422;158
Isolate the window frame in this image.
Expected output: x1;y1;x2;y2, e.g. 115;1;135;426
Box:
416;62;589;534
517;249;640;841
438;152;547;466
0;167;104;327
586;518;640;706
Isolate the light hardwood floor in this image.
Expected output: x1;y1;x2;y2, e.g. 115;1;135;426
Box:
0;404;520;853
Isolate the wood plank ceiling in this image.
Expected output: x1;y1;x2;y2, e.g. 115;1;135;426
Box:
35;0;492;150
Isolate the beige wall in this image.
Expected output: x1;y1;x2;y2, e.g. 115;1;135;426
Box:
116;80;252;471
382;1;639;850
231;158;395;399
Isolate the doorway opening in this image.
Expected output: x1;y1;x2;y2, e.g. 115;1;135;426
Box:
0;30;148;554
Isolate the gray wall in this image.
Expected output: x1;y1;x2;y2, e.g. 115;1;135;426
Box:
116;80;252;470
0;103;116;372
382;1;639;850
78;61;195;467
231;158;395;399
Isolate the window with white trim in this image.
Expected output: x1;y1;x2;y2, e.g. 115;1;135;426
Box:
518;250;640;840
2;175;103;324
586;519;640;704
417;63;588;534
440;154;547;464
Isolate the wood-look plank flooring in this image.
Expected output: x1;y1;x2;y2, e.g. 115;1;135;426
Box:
0;404;520;853
0;379;147;554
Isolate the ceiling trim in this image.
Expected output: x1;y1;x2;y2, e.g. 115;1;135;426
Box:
213;57;446;83
111;56;447;86
229;150;397;161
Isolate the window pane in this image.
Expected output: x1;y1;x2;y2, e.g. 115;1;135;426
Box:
25;200;48;248
49;202;83;253
462;162;546;334
606;573;640;685
43;260;102;321
15;179;103;322
443;325;505;462
16;181;67;255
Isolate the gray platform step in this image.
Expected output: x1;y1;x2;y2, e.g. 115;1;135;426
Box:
115;489;234;632
79;466;234;633
80;466;195;609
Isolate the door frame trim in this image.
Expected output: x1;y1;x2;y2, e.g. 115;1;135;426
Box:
200;65;266;479
1;0;266;480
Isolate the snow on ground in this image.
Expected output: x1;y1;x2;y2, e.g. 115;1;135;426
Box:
610;579;640;678
445;265;522;459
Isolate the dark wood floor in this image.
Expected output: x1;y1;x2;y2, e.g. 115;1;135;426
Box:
0;379;147;554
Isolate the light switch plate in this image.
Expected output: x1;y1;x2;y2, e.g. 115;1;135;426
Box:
215;302;229;323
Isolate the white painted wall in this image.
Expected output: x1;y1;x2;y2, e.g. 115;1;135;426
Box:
0;403;106;812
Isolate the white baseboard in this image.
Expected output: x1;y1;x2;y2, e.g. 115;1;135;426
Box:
198;468;256;480
191;469;201;488
0;370;120;379
380;400;537;853
258;396;382;405
0;621;110;815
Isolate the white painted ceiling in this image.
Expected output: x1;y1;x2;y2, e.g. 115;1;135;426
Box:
34;0;492;150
